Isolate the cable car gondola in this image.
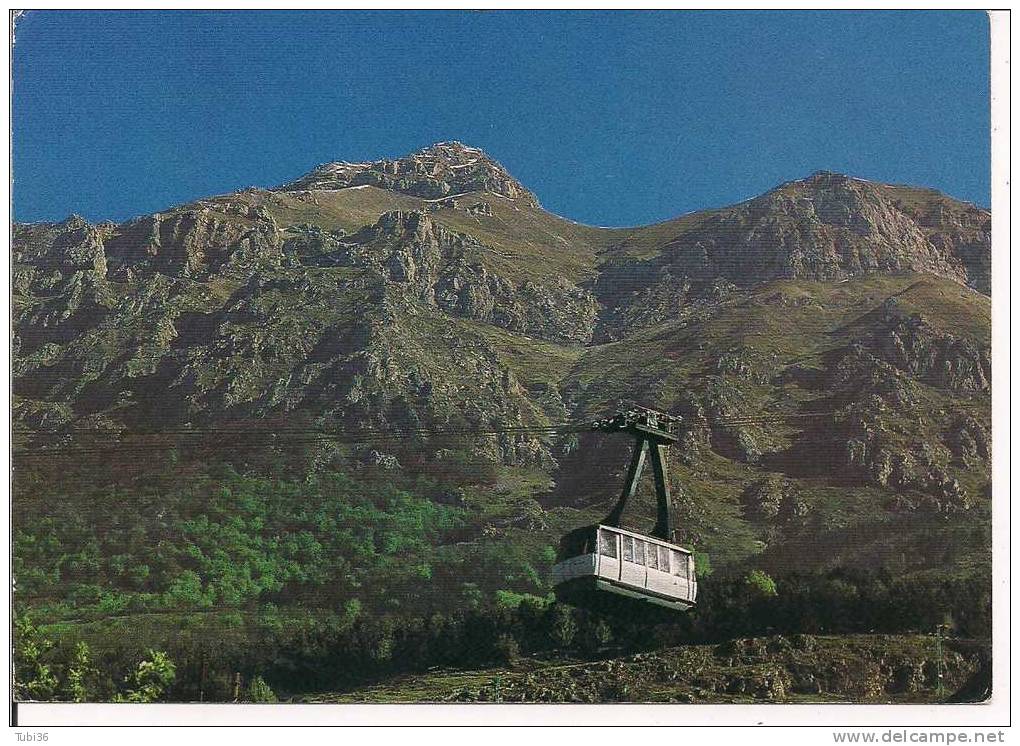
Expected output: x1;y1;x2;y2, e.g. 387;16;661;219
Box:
551;406;698;616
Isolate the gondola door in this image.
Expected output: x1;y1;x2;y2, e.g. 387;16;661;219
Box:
619;534;645;588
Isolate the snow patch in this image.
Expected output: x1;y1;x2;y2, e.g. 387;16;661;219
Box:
423;192;472;202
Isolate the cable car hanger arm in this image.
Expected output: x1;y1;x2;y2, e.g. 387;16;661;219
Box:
592;405;681;544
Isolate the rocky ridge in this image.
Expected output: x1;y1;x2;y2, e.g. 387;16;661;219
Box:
594;172;990;340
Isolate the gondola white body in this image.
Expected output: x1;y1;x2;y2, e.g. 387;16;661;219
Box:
552;524;697;612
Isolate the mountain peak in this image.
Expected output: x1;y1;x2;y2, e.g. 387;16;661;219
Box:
277;142;539;207
773;170;871;193
415;140;486;158
806;169;852;180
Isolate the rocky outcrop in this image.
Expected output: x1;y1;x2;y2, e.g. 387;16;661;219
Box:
740;477;808;523
889;187;991;294
703;380;784;464
715;348;778;385
311;210;598;343
873;314;990;392
14;215;111;284
12;217;117;360
818;346;975;512
105;202;283;278
946;415;991;467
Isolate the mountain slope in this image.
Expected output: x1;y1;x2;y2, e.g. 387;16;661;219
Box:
13;143;991;599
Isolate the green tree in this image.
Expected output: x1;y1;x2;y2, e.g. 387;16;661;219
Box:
13;615;58;701
745;569;778;597
493;634;521;667
694;551;713;578
244;675;278;703
547;604;577;648
64;641;100;703
115;650;176;703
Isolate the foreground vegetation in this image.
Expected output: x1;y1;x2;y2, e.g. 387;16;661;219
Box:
15;570;989;702
14;463;989;703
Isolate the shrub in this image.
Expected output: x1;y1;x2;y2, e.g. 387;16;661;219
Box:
578;617;613;655
245;675;278;703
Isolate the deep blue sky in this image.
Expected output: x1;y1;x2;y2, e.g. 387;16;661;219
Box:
13;10;990;227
